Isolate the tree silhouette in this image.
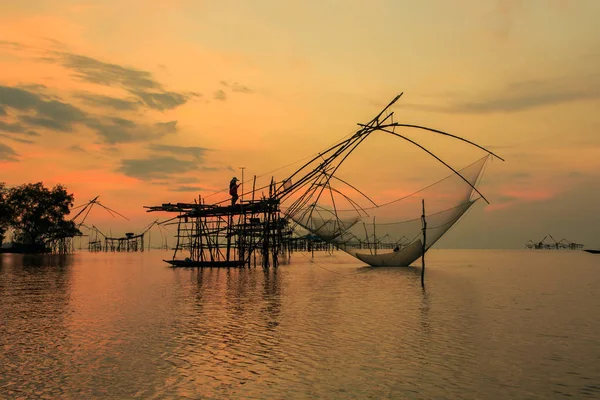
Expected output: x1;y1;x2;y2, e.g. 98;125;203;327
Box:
5;182;81;248
0;183;10;245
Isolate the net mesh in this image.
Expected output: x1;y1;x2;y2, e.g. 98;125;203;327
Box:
287;155;489;257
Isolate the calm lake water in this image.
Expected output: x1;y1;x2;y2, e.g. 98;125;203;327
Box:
1;249;599;399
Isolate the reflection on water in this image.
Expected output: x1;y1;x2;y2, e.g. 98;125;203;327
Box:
1;250;599;398
0;254;74;398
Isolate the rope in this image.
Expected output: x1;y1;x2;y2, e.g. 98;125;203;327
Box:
296;251;345;276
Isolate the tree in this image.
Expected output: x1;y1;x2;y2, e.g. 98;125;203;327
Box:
6;182;81;247
0;183;10;245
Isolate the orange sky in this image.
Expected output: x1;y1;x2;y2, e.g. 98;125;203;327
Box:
1;0;599;248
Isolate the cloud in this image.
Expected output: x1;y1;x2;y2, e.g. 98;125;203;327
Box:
5;45;195;111
0;143;19;162
148;144;209;160
450;86;600;113
0;115;40;141
567;171;585;178
0;133;34;144
52;52;193;110
0;118;39;142
0;85;44;109
153;121;178;135
0;85;178;144
85;118;177;144
130;90;188;111
220;80;253;93
118;145;223;180
202;165;222;172
19;115;73;131
407;74;600;114
170;185;207;192
76;93;140;111
2;46;204;148
58;52;161;90
173;176;203;184
0;86;86;122
0;85;86;132
0;120;27;133
231;84;252;93
118;156;197;180
68;144;86;152
102;146;120;155
0;40;24;51
214;90;227;101
18;83;48;92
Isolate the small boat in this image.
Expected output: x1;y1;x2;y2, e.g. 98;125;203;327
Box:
583;249;600;254
164;259;246;268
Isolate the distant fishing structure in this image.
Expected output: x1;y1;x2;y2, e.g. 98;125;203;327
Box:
147;93;503;271
47;195;125;253
525;235;584;250
56;196;167;253
81;220;166;252
84;224;104;252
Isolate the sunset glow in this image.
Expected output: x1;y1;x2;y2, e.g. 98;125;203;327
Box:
2;0;599;248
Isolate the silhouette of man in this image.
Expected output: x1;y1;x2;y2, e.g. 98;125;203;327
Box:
229;177;240;205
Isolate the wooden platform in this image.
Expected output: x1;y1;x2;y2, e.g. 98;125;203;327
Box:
164;259;246;268
146;199;279;218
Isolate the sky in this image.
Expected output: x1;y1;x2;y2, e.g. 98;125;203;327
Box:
1;0;599;249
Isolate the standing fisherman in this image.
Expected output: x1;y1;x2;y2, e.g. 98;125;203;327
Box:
229;177;240;205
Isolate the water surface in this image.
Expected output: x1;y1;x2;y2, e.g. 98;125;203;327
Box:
1;250;599;399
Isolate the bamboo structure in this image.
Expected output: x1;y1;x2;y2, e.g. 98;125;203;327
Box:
82;224;104;252
104;232;145;252
146;93;502;268
525;235;584;250
89;239;102;252
48;237;74;255
80;221;159;253
146;181;290;268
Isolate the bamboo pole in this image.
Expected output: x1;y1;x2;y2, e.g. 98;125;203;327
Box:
373;216;377;255
174;215;182;260
379;128;491;204
421;199;427;287
226;212;232;262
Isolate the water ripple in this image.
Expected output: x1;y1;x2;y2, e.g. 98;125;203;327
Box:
1;250;599;398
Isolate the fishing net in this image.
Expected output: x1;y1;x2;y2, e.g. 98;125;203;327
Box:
287;155;489;257
260;94;501;265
